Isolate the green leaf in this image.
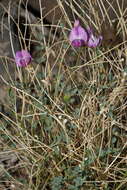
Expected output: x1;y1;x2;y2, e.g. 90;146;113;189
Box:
35;56;46;64
63;94;71;103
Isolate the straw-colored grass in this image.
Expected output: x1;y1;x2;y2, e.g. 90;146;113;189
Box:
0;0;127;189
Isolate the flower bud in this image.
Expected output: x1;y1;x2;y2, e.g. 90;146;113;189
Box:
87;27;102;48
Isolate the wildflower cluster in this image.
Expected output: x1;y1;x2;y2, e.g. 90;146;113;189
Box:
69;20;102;48
15;20;102;67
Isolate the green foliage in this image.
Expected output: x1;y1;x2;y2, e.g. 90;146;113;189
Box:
50;176;64;190
0;1;127;189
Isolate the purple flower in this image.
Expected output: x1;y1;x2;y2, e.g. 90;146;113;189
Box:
69;20;88;47
86;27;103;48
69;20;103;48
15;50;32;67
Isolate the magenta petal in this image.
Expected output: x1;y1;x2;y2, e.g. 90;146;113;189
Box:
15;50;32;67
72;39;85;47
87;34;102;48
69;20;88;47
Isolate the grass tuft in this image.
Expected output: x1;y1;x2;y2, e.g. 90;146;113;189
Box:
0;0;127;189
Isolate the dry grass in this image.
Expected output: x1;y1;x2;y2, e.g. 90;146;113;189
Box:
0;0;127;189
